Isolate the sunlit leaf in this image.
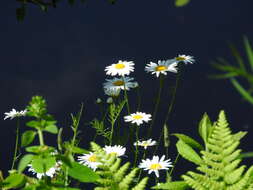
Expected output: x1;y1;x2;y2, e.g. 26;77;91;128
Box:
31;156;56;173
175;0;190;7
2;173;25;189
18;154;34;173
172;133;204;150
21;130;37;147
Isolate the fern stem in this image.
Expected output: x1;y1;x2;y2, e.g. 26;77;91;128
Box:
147;75;164;138
11;118;20;170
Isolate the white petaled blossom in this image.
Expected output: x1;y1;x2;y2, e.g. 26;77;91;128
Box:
4;109;27;120
138;155;173;178
103;145;126;157
28;162;61;179
134;139;157;149
145;60;178;78
105;60;134;76
124;112;152;126
77;152;102;171
174;55;195;64
104;87;121;97
103;77;138;91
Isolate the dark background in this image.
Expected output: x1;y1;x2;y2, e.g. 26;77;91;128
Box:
1;0;253;181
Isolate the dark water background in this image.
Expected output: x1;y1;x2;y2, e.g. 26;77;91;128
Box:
1;0;253;183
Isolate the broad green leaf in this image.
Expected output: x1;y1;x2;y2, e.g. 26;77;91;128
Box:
71;146;89;154
2;173;25;189
18;154;34;173
230;78;253;105
31;156;56;173
68;162;100;182
21;130;37;147
26;145;55;153
237;152;253;159
26;120;40;128
44;124;58;134
56;155;72;167
176;140;203;165
175;0;190;7
172;133;204;150
243;36;253;71
198;113;212;144
152;181;189;189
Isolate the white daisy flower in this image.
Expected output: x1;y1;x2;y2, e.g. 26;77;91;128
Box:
103;145;126;157
77;152;102;171
104;87;121;97
134;139;157;149
124;112;152;126
105;60;134;76
4;109;27;120
174;55;195;64
106;97;113;104
138;155;173;178
28;162;61;179
145;60;178;78
103;77;138;91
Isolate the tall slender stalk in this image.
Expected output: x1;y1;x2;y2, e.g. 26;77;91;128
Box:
133;125;140;167
11;119;20;170
122;76;130;114
38;129;45;146
147;76;164;138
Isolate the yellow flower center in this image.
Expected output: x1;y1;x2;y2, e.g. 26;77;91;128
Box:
113;80;125;86
142;142;149;147
155;65;167;71
115;63;126;69
176;57;186;61
133;115;143;120
150;163;162;170
88;155;97;162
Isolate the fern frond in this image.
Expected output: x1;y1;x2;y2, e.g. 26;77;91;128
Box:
132;177;148;190
118;168;138;189
114;162;130;182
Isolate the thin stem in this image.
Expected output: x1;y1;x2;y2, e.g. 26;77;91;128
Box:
136;86;142;111
122;76;130;114
133;125;140;167
147;76;164;138
153;64;182;154
38;129;45;146
169;153;180;176
137;149;146;182
11;119;20;170
109;121;115;146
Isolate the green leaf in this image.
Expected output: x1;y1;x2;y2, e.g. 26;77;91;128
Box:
31;156;56;173
26;120;40;129
21;130;37;147
198;113;212;144
176;140;203;165
26;145;55;154
175;0;190;7
18;154;34;173
55;154;72;167
228;43;246;71
2;173;25;189
68;162;100;182
233;131;247;141
172;133;204;150
152;181;189;189
209;72;239;79
71;146;89;154
237;152;253;159
243;36;253;71
230;78;253;105
44;124;58;134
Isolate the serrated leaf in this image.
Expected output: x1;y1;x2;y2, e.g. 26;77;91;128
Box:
2;173;25;189
172;133;204;150
176;140;203;165
68;162;100;182
21;130;37;147
18;154;34;173
44;124;58;134
31;156;56;173
175;0;190;7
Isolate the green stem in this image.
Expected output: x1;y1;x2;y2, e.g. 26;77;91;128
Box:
109;121;115;145
136;86;142;111
154;64;182;155
11;119;20;170
147;76;164;138
122;76;130;114
134;125;140;167
38;129;45;146
169;153;180;176
137;149;146;182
